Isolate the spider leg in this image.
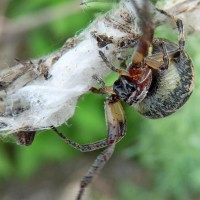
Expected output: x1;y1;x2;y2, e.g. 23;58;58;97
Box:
90;74;115;95
130;0;154;65
117;51;135;70
145;41;171;70
99;50;130;76
159;41;169;70
51;95;125;153
76;97;126;200
144;57;163;70
118;57;128;69
145;37;186;71
77;144;115;200
147;47;180;61
156;8;185;51
52;127;108;152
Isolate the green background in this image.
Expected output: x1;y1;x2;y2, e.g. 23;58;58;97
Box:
0;0;200;199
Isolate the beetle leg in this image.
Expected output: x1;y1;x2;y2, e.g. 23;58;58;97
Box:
76;97;126;200
156;8;185;51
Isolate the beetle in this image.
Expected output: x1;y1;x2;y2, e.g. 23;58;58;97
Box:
12;0;194;199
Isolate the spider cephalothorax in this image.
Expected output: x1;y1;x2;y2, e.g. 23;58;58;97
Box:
113;66;152;105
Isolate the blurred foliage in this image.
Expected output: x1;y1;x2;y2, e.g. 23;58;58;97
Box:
1;0;200;200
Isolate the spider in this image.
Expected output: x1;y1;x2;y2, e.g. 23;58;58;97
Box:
13;0;194;199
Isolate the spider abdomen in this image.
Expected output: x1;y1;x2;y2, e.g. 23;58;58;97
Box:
134;39;194;119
